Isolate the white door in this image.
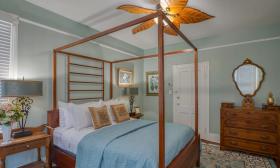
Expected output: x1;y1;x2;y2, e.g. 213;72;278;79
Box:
173;62;209;140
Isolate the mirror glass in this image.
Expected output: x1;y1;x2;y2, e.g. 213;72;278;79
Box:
233;60;264;96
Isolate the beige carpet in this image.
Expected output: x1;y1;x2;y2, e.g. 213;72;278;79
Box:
199;142;276;168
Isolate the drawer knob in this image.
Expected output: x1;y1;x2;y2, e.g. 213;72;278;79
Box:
261;125;269;129
230;141;238;145
26;145;30;148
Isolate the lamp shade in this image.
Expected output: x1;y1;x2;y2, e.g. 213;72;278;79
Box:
0;80;42;97
123;87;138;96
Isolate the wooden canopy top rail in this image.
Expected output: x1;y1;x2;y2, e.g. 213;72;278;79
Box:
52;11;198;168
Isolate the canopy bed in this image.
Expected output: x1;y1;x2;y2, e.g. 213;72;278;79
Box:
47;11;200;168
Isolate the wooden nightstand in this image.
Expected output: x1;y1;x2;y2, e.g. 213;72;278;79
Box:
130;113;144;119
0;125;50;168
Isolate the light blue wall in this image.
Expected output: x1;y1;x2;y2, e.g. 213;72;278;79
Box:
112;60;144;111
142;23;280;135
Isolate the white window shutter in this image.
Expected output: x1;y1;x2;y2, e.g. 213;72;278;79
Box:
0;19;12;103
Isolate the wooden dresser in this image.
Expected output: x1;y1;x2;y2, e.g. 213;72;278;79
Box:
220;103;280;166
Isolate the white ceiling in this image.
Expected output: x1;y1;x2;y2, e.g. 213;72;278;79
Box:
26;0;280;50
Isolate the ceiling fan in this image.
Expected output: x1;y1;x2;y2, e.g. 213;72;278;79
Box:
117;0;214;36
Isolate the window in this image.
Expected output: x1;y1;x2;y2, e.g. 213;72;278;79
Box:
0;11;18;102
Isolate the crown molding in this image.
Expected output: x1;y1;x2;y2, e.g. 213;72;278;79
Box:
19;17;138;57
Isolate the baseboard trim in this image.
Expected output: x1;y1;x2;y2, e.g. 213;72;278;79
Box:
206;133;220;143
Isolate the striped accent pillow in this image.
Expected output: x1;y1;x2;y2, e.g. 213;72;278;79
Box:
88;105;111;129
111;104;130;123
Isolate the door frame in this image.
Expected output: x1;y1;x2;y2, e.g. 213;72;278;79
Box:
172;62;210;140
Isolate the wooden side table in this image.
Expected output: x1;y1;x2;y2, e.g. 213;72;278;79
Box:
130;113;144;119
0;125;50;168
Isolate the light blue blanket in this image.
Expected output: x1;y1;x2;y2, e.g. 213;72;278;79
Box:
76;120;194;168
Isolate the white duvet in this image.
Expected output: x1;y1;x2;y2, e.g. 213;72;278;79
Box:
53;127;95;154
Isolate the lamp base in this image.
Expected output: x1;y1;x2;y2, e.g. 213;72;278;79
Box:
12;130;32;138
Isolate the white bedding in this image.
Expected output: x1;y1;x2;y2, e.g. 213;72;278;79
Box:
53;127;95;154
53;119;136;154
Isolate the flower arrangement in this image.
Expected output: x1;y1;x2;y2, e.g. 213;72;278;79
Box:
0;102;24;126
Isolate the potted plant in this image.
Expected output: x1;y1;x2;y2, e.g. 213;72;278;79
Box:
0;102;23;144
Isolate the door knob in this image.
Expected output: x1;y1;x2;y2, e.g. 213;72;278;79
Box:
176;96;180;99
177;103;180;106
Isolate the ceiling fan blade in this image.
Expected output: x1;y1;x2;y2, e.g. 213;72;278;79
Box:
160;0;188;14
164;19;180;36
132;19;156;34
117;5;157;14
178;7;214;24
164;26;177;36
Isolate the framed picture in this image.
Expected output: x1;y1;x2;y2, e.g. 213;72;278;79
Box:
134;106;141;114
118;68;133;87
146;71;159;96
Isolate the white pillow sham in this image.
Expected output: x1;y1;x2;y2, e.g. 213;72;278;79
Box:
71;100;103;130
58;101;74;129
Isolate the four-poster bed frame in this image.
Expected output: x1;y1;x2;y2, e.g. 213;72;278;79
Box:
47;11;200;168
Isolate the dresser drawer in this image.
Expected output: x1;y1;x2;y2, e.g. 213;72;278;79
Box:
224;137;277;155
224;127;277;144
224;119;277;132
224;111;277;122
3;138;47;155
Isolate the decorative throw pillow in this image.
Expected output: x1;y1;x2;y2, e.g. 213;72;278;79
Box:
111;104;130;123
88;105;112;129
103;99;129;124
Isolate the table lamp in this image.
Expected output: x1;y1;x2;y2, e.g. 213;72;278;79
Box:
1;80;42;138
123;87;138;114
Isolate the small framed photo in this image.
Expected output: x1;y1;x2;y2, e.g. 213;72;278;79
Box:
146;71;159;96
134;106;141;114
118;68;133;87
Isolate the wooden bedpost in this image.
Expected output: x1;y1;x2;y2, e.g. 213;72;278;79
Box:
52;50;57;109
110;62;113;99
158;13;165;168
194;49;198;136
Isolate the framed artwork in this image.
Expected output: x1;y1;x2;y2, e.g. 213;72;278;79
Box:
146;71;159;96
118;68;133;87
134;106;141;114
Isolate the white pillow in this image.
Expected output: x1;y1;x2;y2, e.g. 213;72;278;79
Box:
58;101;74;129
58;104;65;127
71;100;103;130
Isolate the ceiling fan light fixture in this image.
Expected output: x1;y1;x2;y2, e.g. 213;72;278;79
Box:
160;0;168;11
117;1;214;35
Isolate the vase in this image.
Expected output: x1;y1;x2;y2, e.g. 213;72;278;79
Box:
1;124;12;144
267;92;275;106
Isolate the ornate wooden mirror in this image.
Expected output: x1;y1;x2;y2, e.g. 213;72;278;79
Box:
232;58;265;109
